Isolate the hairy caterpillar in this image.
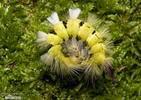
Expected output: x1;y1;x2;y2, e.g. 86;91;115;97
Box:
37;8;116;82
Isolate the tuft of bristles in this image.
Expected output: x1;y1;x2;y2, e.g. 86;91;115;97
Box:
69;8;81;19
47;12;59;25
37;8;114;81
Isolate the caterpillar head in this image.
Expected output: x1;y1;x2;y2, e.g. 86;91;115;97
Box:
37;8;114;81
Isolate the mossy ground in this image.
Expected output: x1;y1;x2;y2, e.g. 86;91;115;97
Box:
0;0;141;100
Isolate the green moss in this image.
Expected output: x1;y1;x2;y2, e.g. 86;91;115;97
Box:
0;0;141;99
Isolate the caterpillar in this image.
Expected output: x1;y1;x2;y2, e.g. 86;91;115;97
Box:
37;8;116;82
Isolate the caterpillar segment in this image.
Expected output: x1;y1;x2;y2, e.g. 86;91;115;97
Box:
67;19;81;37
78;23;94;41
54;22;69;40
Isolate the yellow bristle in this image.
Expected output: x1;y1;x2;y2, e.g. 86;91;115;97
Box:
62;57;78;67
48;45;62;56
90;43;104;54
47;34;62;45
54;22;69;40
67;19;80;37
78;23;94;41
93;53;105;64
48;45;78;67
86;32;102;47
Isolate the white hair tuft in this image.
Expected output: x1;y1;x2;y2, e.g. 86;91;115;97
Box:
69;8;81;19
47;12;59;25
36;31;48;49
37;31;48;39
